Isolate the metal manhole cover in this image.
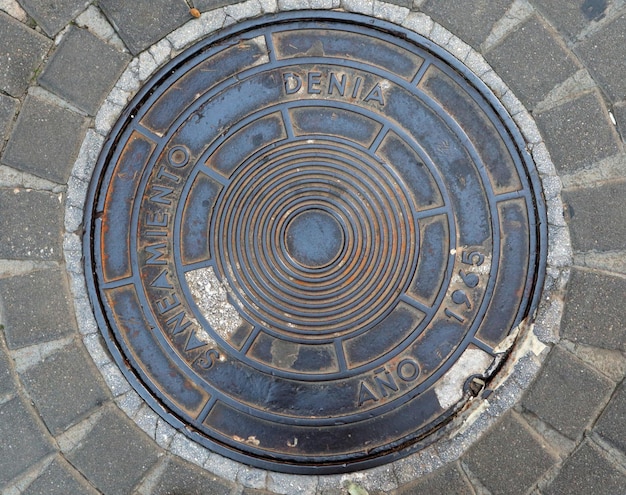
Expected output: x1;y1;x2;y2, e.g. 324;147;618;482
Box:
85;12;547;474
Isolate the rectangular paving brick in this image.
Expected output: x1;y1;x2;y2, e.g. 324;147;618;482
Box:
562;179;626;252
39;26;130;116
530;0;610;39
562;268;626;352
67;408;160;495
613;101;626;142
19;0;88;36
152;457;235;495
578;13;626;103
595;381;626;454
0;396;54;485
522;346;614;440
99;0;190;55
545;441;626;495
22;457;98;495
464;412;558;495
421;0;512;48
0;341;15;397
0;93;18;144
20;343;109;435
195;0;258;8
0;188;63;261
0;268;76;349
485;14;580;108
1;94;89;183
0;12;51;97
395;463;474;494
536;91;621;173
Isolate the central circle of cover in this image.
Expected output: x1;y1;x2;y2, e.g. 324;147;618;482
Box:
211;139;416;338
285;209;344;268
85;12;546;475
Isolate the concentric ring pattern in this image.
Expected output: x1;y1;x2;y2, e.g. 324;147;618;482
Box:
85;12;547;474
212;138;418;337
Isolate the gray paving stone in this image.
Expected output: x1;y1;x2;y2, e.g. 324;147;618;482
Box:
578;13;626;103
383;0;412;7
0;188;63;261
530;0;610;39
237;465;267;489
67;408;160;495
0;341;15;397
544;441;626;495
562;268;626;352
242;488;276;495
535;91;621;173
0;12;51;97
522;346;614;440
19;343;109;435
613;101;626;142
0;93;18;144
19;0;88;36
395;463;473;494
464;412;558;495
39;26;130;116
1;94;89;183
21;457;99;495
0;396;54;485
195;0;251;10
0;267;75;349
99;0;190;55
267;472;320;494
595;381;626;454
421;0;512;48
562;179;626;252
151;457;236;495
485;14;580;108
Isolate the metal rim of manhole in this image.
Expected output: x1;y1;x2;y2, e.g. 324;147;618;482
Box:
84;11;548;474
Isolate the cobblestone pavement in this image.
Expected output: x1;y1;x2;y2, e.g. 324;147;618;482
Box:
1;0;625;494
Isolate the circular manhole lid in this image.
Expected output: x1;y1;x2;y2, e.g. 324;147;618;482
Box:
85;12;547;474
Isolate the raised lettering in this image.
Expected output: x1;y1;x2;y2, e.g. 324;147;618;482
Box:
146;212;169;227
167;146;189;168
156;165;180;182
461;250;485;266
459;269;479;288
145;243;167;265
185;330;208;351
328;72;346;96
452;289;471;308
363;83;384;105
351;76;362;99
283;72;302;94
444;307;465;323
357;381;378;406
195;348;220;370
156;293;180;314
149;185;174;205
397;359;420;381
166;311;193;335
357;359;421;406
150;269;173;289
373;368;398;397
281;71;385;106
307;71;322;94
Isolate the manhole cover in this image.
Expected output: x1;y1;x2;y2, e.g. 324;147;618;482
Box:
85;12;547;474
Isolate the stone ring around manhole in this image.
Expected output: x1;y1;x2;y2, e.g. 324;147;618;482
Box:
84;12;547;474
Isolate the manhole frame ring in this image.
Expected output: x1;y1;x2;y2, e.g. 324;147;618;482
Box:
68;7;570;488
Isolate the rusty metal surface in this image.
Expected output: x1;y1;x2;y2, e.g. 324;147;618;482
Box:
84;12;547;473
